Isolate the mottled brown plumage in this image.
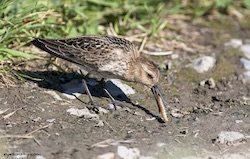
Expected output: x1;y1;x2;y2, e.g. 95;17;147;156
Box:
31;35;168;122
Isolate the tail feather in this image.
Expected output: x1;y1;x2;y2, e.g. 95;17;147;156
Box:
31;38;83;66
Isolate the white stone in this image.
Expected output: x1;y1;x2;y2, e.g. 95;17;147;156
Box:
36;156;47;159
240;58;250;70
66;108;99;120
106;79;135;96
44;90;62;101
235;120;243;124
46;118;56;123
98;107;109;114
189;56;216;73
117;146;140;159
224;39;243;48
95;152;115;159
216;131;245;145
240;44;250;59
171;54;179;59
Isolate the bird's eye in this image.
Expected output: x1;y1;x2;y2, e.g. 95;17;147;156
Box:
147;73;153;79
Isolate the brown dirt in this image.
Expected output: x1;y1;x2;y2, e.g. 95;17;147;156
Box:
0;16;250;159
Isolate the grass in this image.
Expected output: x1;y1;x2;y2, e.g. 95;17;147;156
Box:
0;0;249;81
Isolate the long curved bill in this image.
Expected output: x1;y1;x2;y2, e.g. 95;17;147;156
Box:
151;84;168;123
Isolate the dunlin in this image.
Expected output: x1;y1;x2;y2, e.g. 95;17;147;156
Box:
31;35;168;122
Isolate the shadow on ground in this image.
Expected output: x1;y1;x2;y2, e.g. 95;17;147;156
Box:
16;70;165;123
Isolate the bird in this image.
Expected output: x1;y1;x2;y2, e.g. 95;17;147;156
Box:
31;35;169;123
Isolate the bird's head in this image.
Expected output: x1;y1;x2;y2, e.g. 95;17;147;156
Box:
132;56;168;123
134;56;159;88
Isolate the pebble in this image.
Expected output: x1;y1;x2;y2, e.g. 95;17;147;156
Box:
117;146;140;159
66;108;99;120
46;118;56;123
224;39;243;48
235;120;243;124
106;79;135;96
171;53;179;59
95;153;115;159
240;44;250;59
189;56;216;73
44;90;62;101
240;58;250;70
98;107;109;114
215;131;246;145
36;156;47;159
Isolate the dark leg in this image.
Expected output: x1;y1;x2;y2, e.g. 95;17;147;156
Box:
100;79;118;110
82;79;94;105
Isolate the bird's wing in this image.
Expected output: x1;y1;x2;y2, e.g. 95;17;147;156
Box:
31;35;138;67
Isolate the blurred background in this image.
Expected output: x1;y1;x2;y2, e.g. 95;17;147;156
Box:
1;1;250;158
0;0;250;63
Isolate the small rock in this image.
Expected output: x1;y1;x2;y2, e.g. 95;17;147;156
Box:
240;44;250;59
66;108;99;120
98;107;109;114
117;146;140;159
106;79;135;96
224;39;243;48
44;90;62;101
240;58;250;70
36;155;47;159
146;117;156;121
171;54;179;59
200;78;216;89
95;152;115;159
46;118;56;123
188;56;216;73
108;103;121;110
235;120;243;124
215;131;246;145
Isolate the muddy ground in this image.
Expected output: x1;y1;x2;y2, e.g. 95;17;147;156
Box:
0;16;250;159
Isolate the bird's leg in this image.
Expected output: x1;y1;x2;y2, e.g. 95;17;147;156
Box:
100;78;118;110
82;79;94;105
82;79;100;113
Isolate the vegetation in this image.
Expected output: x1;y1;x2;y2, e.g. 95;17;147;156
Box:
0;0;249;61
